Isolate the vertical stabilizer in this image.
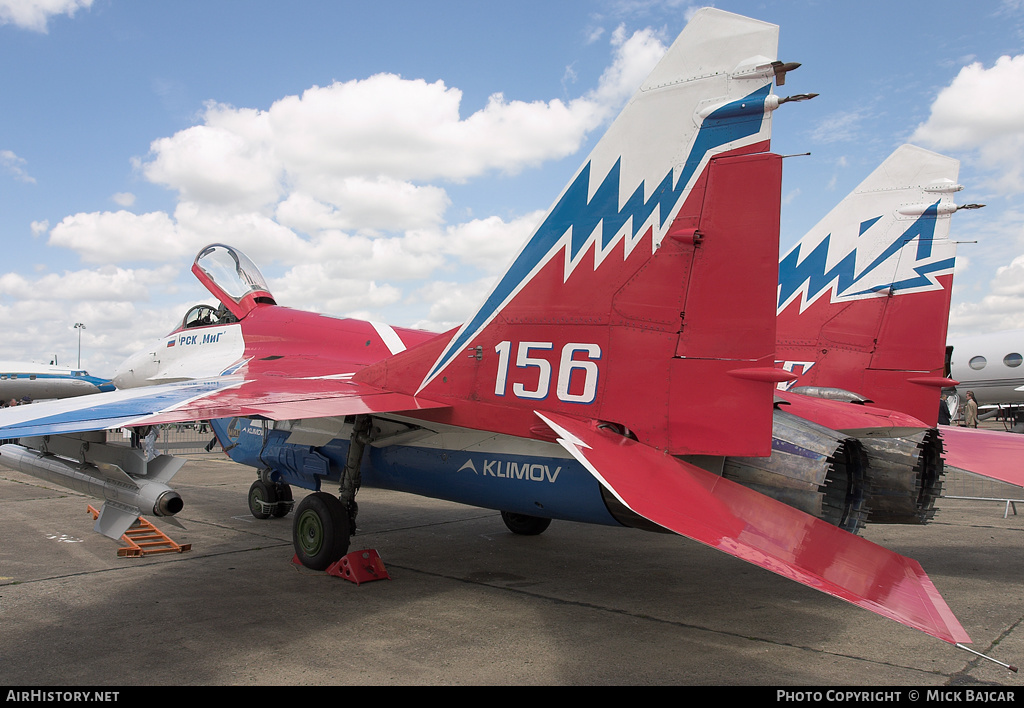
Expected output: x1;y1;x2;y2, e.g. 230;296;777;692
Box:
358;9;796;455
776;145;965;425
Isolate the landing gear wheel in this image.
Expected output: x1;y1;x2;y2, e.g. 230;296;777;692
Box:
272;483;293;518
293;492;351;570
248;480;278;520
500;511;552;536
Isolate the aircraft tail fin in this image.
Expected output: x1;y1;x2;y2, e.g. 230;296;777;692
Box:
776;145;970;425
358;9;801;456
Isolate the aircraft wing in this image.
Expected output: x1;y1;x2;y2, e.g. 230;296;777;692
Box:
537;411;971;645
0;373;448;439
939;425;1024;487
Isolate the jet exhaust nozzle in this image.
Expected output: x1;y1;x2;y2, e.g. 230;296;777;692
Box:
154;489;184;516
722;409;871;534
860;429;944;525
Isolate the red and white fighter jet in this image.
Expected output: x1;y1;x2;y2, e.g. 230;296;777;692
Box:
2;9;1021;667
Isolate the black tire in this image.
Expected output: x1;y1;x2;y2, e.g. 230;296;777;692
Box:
272;483;293;518
248;480;278;520
292;492;351;570
500;511;552;536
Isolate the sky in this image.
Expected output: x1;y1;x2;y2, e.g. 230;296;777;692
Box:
2;0;1024;376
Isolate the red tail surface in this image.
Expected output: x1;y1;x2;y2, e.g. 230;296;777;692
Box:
356;10;792;456
776;145;967;425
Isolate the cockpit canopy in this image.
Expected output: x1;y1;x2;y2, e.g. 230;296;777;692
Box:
180;303;238;330
191;244;277;320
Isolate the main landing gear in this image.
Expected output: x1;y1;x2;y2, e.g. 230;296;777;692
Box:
500;511;552;536
292;492;352;571
283;414;374;571
247;472;294;520
245;473;352;571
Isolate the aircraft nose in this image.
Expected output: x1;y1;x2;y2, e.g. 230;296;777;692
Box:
110;366;134;389
111;351;149;389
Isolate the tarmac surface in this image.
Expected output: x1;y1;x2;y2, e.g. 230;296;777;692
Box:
1;443;1023;687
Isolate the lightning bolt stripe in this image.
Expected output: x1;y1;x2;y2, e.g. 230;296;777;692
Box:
420;85;773;391
777;203;954;314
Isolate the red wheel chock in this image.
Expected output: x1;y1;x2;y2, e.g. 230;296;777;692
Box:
327;549;390;584
290;549;391;584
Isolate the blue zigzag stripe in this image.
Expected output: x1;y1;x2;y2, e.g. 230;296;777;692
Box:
426;84;772;384
778;202;946;309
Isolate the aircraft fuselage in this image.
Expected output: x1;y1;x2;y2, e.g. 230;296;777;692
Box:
948;330;1024;406
210;414;624;528
0;362;113;401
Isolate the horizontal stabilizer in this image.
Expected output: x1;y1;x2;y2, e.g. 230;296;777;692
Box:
939;426;1024;487
538;411;970;644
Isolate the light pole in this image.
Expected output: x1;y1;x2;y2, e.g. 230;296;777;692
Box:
74;323;85;368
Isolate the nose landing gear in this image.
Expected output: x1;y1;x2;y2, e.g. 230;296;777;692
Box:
247;475;294;520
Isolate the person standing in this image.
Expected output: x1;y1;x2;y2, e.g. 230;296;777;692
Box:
964;391;979;428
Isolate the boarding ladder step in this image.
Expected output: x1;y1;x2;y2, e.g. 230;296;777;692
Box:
87;505;192;557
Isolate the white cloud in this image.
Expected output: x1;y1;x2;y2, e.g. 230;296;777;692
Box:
141;108;283;210
136;25;666;226
810;112;864;145
0;297;178;373
1;149;35;184
0;0;92;33
408;211;545;272
288;231;445;283
140;72;604;212
948;223;1024;335
912;54;1024;195
950;296;1024;334
48;210;183;263
592;25;667;108
170;201;306;265
269;270;403;316
0;266;183;370
0;265;176;302
909;53;1024;338
20;27;668;367
276;178;451;234
410;277;499;331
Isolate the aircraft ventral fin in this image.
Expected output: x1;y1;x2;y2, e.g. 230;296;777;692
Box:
537;411;971;645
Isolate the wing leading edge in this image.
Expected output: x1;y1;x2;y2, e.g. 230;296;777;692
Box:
0;374;448;439
537;411;970;645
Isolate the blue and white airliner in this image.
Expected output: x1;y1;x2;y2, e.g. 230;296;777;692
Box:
0;361;114;402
